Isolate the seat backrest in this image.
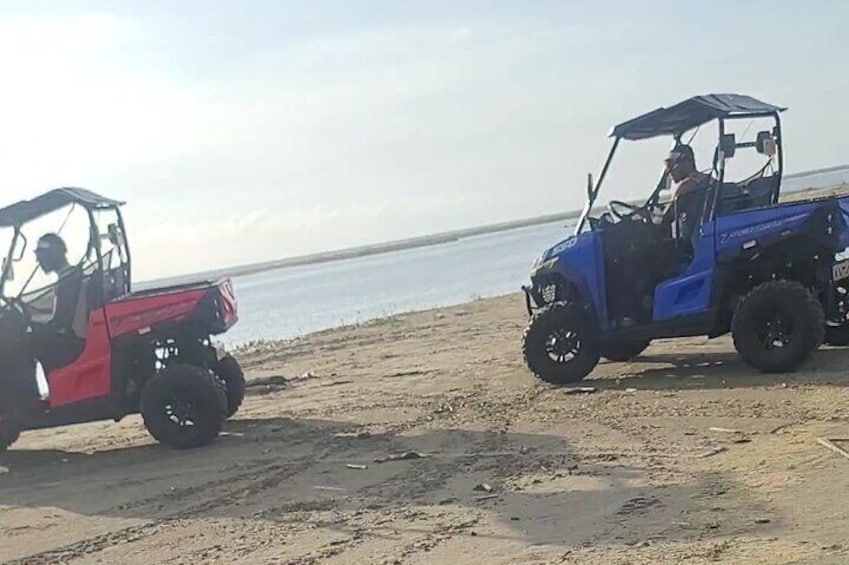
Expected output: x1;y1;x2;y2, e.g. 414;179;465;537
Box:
717;175;778;216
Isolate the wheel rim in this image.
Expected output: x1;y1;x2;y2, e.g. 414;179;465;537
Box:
753;307;794;351
162;390;201;430
545;327;582;363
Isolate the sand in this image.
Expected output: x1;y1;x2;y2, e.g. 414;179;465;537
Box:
2;293;849;564
4;185;849;564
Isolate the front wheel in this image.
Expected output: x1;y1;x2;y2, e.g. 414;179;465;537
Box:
522;302;600;384
731;280;825;373
141;364;228;449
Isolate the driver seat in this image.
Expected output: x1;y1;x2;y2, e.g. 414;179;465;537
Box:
38;275;90;375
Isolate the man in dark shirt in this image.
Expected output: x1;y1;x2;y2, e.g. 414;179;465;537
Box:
662;144;713;239
29;233;86;372
623;145;714;325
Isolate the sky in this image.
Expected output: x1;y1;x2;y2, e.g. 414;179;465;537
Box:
0;0;847;280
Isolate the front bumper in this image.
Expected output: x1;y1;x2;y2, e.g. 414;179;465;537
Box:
521;284;535;317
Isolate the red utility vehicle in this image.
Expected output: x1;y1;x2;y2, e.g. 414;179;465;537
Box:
0;188;245;450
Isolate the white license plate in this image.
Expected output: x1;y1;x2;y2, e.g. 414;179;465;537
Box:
833;259;849;282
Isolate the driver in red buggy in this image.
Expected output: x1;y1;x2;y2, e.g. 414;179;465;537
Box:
29;233;87;372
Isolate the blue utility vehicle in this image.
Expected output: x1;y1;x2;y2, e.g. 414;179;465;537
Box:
522;94;849;383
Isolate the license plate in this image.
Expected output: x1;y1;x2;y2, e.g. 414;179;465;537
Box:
833;259;849;282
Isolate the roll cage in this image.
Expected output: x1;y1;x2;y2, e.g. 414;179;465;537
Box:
576;93;787;234
0;187;131;304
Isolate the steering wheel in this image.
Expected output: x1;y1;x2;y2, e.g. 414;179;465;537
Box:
608;200;653;223
0;295;32;324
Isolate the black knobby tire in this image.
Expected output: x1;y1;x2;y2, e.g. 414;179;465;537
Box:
600;340;651;362
211;354;246;418
731;280;825;373
140;363;228;449
522;302;600;384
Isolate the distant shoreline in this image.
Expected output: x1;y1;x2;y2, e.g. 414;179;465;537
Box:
138;165;849;289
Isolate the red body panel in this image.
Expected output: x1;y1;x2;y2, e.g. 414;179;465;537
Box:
106;288;207;337
44;278;238;409
218;279;238;328
47;310;112;407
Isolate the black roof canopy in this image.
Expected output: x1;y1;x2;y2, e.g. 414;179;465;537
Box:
0;187;124;228
611;93;787;141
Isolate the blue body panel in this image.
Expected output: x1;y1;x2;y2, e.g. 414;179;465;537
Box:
714;201;817;254
652;223;716;321
838;197;849;249
546;232;609;329
539;194;849;334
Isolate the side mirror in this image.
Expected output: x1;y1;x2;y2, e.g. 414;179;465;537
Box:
103;223;126;247
756;131;777;156
719;133;736;159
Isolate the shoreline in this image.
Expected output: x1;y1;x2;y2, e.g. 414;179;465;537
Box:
224;181;849;350
138;168;849;289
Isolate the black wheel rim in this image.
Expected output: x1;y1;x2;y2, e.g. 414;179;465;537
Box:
163;391;200;429
545;327;582;363
753;307;793;351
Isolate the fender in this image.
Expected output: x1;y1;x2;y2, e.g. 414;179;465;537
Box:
525;267;600;328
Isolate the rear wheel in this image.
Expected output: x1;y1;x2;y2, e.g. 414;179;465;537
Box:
732;280;825;373
522;302;600;384
141;363;228;449
211;354;246;418
600;340;651;362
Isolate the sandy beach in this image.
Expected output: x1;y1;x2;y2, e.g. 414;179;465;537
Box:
3;184;849;564
2;290;849;564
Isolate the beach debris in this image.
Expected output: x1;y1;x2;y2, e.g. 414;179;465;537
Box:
699;446;728;458
709;427;741;434
346;464;368;470
434;403;453;414
386;369;428;378
770;422;793;434
244;375;289;389
816;437;849;461
374;451;427;464
624;387;638;393
618;496;662;515
561;386;597;395
320;379;354;387
473;482;494;493
754;517;772;525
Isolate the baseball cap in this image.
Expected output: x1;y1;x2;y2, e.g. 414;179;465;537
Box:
665;144;695;165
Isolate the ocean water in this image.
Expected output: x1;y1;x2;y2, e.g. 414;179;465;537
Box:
220;219;568;347
213;168;849;347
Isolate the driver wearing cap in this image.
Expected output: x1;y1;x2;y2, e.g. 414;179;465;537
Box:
662;144;713;238
29;233;86;371
625;145;714;326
